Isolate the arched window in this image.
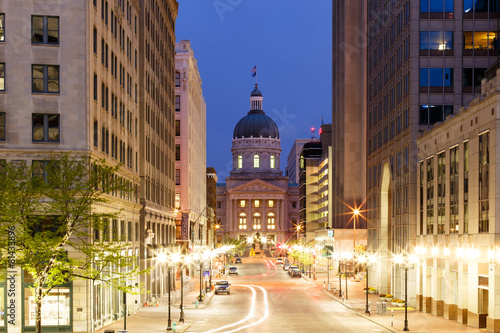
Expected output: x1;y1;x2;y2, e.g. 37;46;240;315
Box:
239;213;247;230
238;155;243;169
267;213;275;229
270;155;275;169
175;71;181;87
253;154;260;168
253;212;261;229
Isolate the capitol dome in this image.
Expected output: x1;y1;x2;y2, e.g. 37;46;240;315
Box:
233;85;280;139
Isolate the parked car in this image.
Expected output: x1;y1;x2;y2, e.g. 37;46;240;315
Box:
214;281;230;294
276;258;283;265
287;265;298;275
229;266;238;275
283;262;291;271
289;268;301;277
235;257;242;264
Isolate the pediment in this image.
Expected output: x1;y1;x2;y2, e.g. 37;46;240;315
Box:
229;179;286;194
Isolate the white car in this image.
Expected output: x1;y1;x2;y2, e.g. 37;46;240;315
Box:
276;258;284;264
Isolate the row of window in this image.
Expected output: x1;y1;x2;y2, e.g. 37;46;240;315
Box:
0;14;58;45
238;199;275;208
94;122;136;171
238;212;276;230
0;113;59;143
419;132;488;235
420;0;500;13
420;31;499;51
236;154;276;169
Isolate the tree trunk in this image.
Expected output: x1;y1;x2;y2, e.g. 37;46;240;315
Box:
36;286;42;333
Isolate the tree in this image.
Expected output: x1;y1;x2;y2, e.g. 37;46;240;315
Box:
0;154;146;333
220;236;246;256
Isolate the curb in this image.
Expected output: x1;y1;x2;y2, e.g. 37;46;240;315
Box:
356;313;397;333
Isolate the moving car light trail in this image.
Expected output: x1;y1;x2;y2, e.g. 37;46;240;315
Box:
204;285;269;333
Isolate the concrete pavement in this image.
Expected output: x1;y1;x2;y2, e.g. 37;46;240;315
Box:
303;270;486;333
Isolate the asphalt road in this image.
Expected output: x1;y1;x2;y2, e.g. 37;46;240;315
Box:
184;258;388;333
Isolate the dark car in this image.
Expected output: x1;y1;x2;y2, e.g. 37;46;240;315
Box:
283;262;291;271
290;268;301;277
287;265;298;275
229;266;238;275
215;281;230;294
235;257;242;264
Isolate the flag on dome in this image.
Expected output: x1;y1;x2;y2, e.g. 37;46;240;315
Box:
251;66;257;77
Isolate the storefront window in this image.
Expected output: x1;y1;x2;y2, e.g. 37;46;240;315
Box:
24;287;70;327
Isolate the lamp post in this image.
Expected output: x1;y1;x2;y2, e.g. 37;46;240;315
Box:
157;253;173;331
395;253;418;332
353;209;359;251
179;265;185;323
359;253;376;314
198;260;203;302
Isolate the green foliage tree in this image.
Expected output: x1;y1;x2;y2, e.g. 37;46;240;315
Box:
0;154;146;333
220;236;246;257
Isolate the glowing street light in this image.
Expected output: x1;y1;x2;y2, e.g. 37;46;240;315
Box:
394;252;418;332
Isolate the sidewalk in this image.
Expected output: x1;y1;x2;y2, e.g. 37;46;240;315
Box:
88;277;215;333
303;271;486;333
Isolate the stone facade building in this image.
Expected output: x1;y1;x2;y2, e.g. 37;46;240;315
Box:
0;0;179;331
174;40;207;252
216;86;299;251
416;65;500;332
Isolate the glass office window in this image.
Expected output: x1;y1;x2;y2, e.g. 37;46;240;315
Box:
420;68;453;87
464;31;498;49
420;31;453;50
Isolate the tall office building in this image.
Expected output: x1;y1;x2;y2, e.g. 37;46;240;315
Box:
138;0;179;311
0;0;178;331
332;1;367;236
364;0;499;321
286;138;318;184
174;40;207;252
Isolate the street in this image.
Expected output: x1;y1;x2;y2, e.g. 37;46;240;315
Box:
184;258;387;333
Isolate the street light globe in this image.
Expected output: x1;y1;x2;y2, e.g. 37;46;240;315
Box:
353;209;360;215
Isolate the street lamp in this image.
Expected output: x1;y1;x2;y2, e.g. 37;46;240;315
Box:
353;209;359;251
394;253;418;331
157;252;174;331
359;253;376;314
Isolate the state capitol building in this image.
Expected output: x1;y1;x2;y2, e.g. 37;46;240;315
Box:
216;85;299;251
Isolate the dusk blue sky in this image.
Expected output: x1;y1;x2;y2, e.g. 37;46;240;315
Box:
176;1;332;182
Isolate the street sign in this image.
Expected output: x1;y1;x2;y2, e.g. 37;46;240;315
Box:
327;229;334;237
203;270;210;276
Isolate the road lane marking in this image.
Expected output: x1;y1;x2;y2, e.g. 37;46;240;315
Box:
202;284;269;333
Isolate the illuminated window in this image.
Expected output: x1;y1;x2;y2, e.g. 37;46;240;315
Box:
268;200;274;208
254;200;260;208
239;200;246;208
238;155;243;169
253;213;261;229
253;154;259;168
267;213;275;229
270;155;275;169
239;213;247;230
175;193;180;209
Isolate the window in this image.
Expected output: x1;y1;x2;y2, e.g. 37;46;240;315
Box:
239;200;246;208
253;213;261;229
128;221;132;241
93;73;97;100
32;65;59;93
175;169;180;185
0;62;4;91
237;155;243;169
32;16;59;45
175;120;180;136
254;200;260;208
270;155;275;169
175;144;180;161
420;0;454;12
479;132;490;233
464;141;469;233
268;200;274;208
267;213;275;229
32;114;59;142
175;71;181;87
449;146;459;233
464;31;498;50
0;13;4;42
253;154;260;168
0;112;4;141
419;105;453;125
175;95;180;111
93;120;98;147
437;152;445;234
426;157;434;235
420;31;453;50
463;68;486;87
239;213;247;230
420;68;453;87
464;0;499;13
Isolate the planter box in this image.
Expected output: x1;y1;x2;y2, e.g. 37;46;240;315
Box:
368;290;377;294
385;297;393;302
